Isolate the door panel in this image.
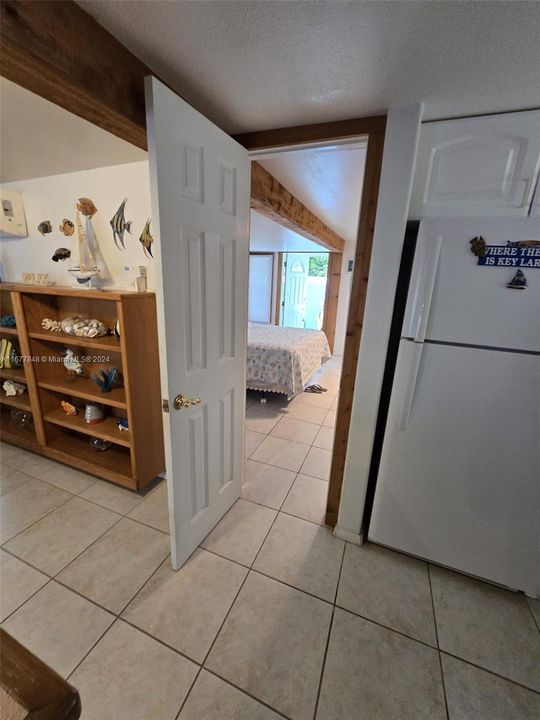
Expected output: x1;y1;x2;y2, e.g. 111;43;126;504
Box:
410;110;540;218
369;340;540;595
146;76;250;569
282;253;308;327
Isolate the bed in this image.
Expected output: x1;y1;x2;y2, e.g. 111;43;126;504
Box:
246;322;331;399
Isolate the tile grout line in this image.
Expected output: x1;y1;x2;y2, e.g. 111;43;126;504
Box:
312;541;347;720
0;575;55;626
202;667;295;720
66;616;122;683
525;598;540;634
0;490;75;546
427;564;450;720
173;486;292;719
8;539;536;702
439;650;540;696
312;607;336;720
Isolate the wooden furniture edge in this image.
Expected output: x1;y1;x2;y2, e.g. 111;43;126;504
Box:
0;628;81;720
9;290;47;445
117;294;165;489
0;282;155;301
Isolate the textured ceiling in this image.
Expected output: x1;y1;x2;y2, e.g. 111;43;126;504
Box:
78;0;540;134
0;78;146;182
259;145;365;243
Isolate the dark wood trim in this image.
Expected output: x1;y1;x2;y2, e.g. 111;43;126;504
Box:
0;628;81;719
274;252;284;325
0;0;150;149
248;252;275;324
321;252;342;353
326;131;385;526
251;162;345;252
235;115;387;150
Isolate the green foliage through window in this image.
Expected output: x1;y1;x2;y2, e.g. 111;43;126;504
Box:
308;255;328;277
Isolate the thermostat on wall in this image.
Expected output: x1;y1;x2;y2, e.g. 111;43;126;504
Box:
0;189;28;238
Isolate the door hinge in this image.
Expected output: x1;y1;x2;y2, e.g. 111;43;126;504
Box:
162;399;169;413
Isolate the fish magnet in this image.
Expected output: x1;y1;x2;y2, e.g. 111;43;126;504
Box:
139;219;154;258
110;198;132;250
59;219;75;236
52;248;71;263
38;220;52;236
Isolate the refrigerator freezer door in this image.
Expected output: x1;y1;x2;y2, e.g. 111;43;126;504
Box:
369;340;540;595
403;218;540;352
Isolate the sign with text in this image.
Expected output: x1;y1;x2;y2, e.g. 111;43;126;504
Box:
477;245;540;268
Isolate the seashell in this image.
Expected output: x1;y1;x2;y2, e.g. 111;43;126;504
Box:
41;318;62;333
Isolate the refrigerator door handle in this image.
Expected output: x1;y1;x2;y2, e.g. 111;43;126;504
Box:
398;341;424;431
407;234;442;342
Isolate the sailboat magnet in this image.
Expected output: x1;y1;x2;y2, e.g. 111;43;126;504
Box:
506;269;527;289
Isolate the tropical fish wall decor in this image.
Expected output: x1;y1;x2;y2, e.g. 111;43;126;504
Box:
52;248;71;263
139;219;154;258
110;198;133;249
38;220;52;236
59;219;75;236
77;198;97;217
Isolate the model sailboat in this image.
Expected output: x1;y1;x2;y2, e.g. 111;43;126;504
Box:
69;200;100;286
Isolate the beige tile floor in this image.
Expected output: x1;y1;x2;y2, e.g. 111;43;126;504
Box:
1;356;539;719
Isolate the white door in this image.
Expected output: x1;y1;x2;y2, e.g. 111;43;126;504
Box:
248;254;273;323
409;110;540;218
282;253;308;327
145;77;250;569
369;340;540;595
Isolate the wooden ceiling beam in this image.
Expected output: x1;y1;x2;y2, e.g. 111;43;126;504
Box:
0;0;150;150
251;162;345;252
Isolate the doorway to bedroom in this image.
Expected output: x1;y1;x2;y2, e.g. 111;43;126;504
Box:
243;140;366;522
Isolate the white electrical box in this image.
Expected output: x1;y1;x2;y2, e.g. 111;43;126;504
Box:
0;189;28;238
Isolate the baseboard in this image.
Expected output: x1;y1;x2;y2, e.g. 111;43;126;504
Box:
334;525;363;545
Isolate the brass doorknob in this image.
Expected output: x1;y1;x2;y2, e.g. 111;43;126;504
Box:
173;394;202;410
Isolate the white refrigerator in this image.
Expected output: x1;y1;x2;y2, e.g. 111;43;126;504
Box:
369;218;540;597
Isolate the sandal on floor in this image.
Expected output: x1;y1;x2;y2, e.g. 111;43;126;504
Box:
313;384;328;392
304;384;323;393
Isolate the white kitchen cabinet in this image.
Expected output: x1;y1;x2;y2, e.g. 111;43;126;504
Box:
410;110;540;218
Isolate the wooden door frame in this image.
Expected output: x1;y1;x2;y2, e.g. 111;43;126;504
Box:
321;252;342;354
1;0;386;527
241;120;386;526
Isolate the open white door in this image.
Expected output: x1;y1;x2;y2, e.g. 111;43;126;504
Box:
145;77;250;569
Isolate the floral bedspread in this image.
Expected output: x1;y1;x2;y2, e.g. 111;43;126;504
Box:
247;323;331;398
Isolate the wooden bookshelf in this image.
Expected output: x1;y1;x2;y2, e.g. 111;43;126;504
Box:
0;283;165;491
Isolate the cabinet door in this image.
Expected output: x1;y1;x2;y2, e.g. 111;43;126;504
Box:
410;110;540;218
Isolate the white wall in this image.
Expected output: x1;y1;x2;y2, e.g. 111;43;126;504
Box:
1;161;154;290
336;105;423;543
